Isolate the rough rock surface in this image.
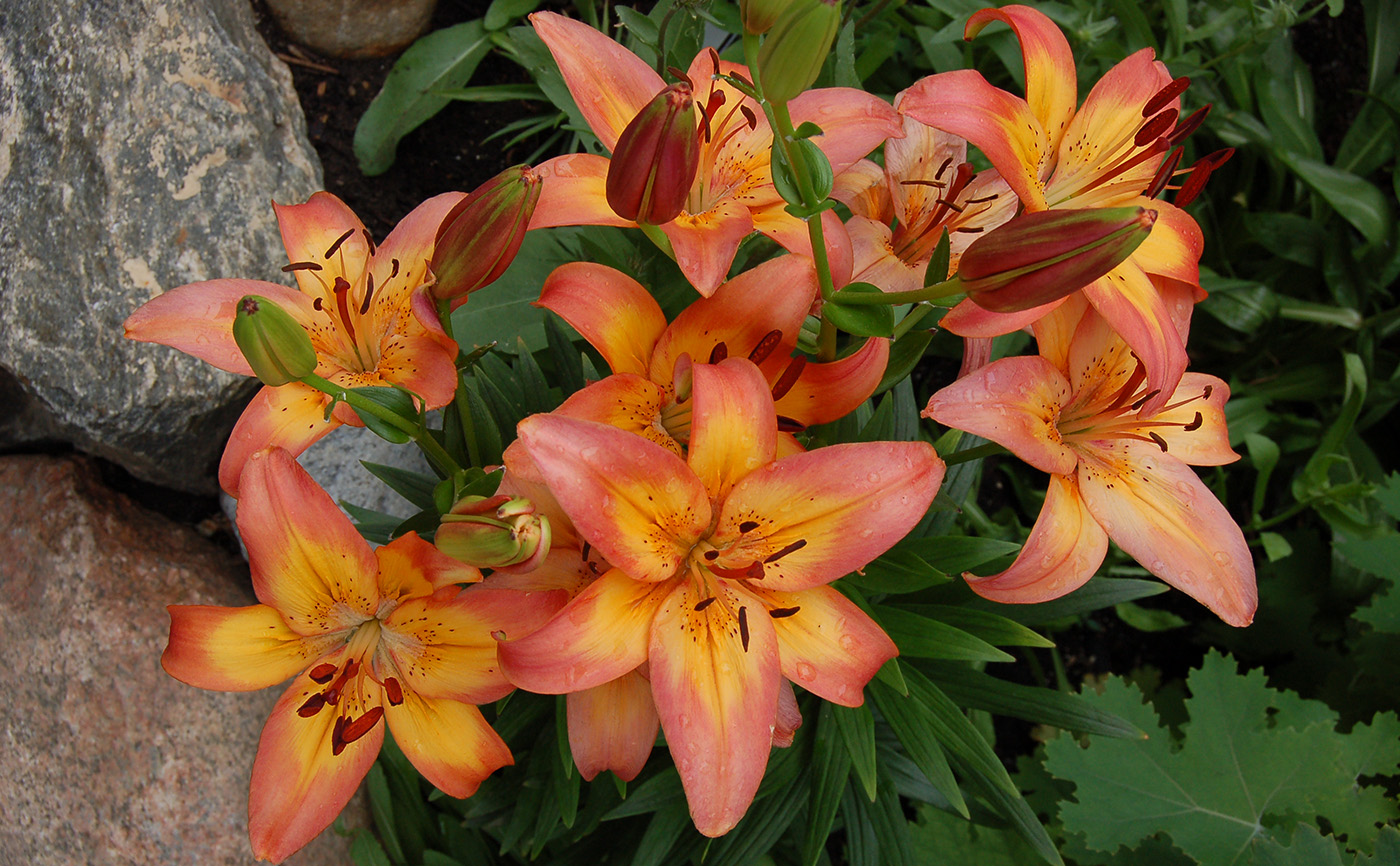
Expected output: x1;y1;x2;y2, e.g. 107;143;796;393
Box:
0;455;365;865
0;0;322;494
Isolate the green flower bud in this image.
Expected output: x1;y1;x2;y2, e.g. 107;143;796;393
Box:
232;295;317;386
957;207;1156;313
741;0;797;34
606;82;701;225
757;0;840;104
436;494;551;572
431;165;542;308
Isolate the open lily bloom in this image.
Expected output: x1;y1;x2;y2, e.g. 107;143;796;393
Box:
832;111;1016;294
527;11;901;295
161;448;564;862
498;358;943;834
537;255;888;448
900;5;1205;413
124;191;463;496
923;296;1256;627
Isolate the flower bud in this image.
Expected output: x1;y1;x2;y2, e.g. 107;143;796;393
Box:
741;0;797;34
956;207;1156;313
232;295;317;386
436;494;551;572
756;0;840;103
431;165;542;308
606;82;701;225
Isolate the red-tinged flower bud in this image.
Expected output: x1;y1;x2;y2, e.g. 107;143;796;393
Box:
436;494;551;572
231;295;317;386
956;207;1157;313
756;0;840;103
606;82;701;225
742;0;797;34
431;165;542;307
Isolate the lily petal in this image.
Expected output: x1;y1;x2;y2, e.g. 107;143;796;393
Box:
965;6;1077;151
370;192;466;299
384;689;513;798
566;670;660;781
553;374;680;457
538;262;666;377
749;585;896;707
923;356;1077;476
518;415;710;582
248;657;383;863
716;442;944;591
772;679;803;748
964;473;1108;603
162;604;340;692
660;199;756;296
789;87;905;175
938;295;1064;339
1145;373;1237;465
275;192;373;297
688;359;779;503
498;568;675;693
218;384;337;497
1080;261;1188;415
649;579;780;837
1129;198;1203;291
774;336;889;427
236;447;380;632
530;153;636;230
376;527;482;597
1077;441;1257;626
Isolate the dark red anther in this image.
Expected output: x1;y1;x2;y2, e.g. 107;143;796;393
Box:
325;228;355;260
312;297;324;311
1143;76;1190;117
703;549;720;561
1145;146;1185;200
738;606;750;651
297;693;327;718
1174;149;1234;208
695;597;717;612
739;520;760;533
1183;411;1204;432
361;229;376;256
1202;384;1214;399
308;663;337;683
934;157;953;180
708;342;729;364
324;659;358;706
389;258;400;279
1134;108;1178;148
776;416;805;433
1148;431;1169;452
748;329;783;364
359;272;375;315
341;707;385;746
1167;105;1211;147
770;355;806;401
331;715;348;756
768;606;800;618
282;261;323;272
332;277;358;344
1130;388;1162;412
383;677;404;706
709;561;766;580
764;538;807;563
740;105;758;130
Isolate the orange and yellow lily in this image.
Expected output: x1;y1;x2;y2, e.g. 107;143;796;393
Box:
496;358;943;834
923;296;1256;626
536;255;888;449
124;191;463;496
900;5;1206;414
527;11;902;295
161;447;564;862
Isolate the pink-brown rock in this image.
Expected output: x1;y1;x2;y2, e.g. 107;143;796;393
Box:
266;0;439;59
0;455;365;865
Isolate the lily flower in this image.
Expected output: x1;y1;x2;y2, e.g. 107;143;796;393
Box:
922;296;1256;627
527;11;902;295
161;447;564;862
832;111;1016;294
536;255;888;450
498;358;943;834
900;5;1207;413
124;191;464;496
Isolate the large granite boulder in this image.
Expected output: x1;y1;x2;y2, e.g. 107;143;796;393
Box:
0;0;322;494
0;454;366;864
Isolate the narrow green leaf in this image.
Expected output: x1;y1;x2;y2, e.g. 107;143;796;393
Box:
513;336;556;416
360;461;438;511
897;605;1054;648
349;831;394;866
867;765;915;866
461;378;503;465
1244;432;1281;519
826;283;896;337
629;799;692;866
970;577;1170;624
1277;152;1394;246
903;666;1017;797
483;0;539;30
871;679;968;817
355;21;493;175
343;501;401;544
603;767;684;819
803;703;853;866
831;702;879;801
922;663;1143;738
877;329;934;396
709;766;810;866
878;608;1015;662
366;764;407;865
953;754;1063;865
924;229;951;284
348;386;419;445
544;312;588;395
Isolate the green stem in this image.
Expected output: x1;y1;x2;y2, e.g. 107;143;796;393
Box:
301;372;463;476
436;299;482;468
836;280;965;306
942;441;1006;466
1246;479;1373;532
892;303;935;339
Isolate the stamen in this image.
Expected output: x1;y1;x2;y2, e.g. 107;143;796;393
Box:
964;193;1000;204
389;258;400;279
313;297;324;311
740;105;758;130
738;606;749;652
1143;76;1190;117
331;716;347;755
308;663;337;683
282;261;323;272
953;226;985;233
359;272;375;315
768;606;800;618
1175;148;1233;208
1167;105;1211;147
1148;431;1169;451
341;707;384;746
770;356;806;400
333;276;358;346
739;520;760;533
703;549;720;561
1183;411;1204;432
323;658;358;706
361;229;376;256
708;342;729;364
325;228;355;259
1202;385;1213;399
1134;108;1178;147
709;561;766;580
1146;146;1184;199
695;597;717;612
383;677;404;706
1130;389;1162;412
764;539;807;563
934;157;953;180
748;329;782;364
297;694;327;717
777;416;805;433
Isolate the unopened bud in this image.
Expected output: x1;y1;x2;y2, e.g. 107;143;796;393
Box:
606;82;701;224
956;207;1156;313
436;494;551;572
742;0;797;34
232;295;317;386
757;0;840;103
431;165;542;308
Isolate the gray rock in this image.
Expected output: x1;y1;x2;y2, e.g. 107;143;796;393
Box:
0;454;367;865
0;0;322;494
266;0;439;59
